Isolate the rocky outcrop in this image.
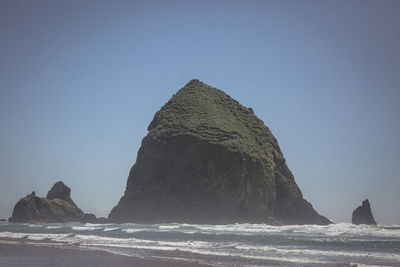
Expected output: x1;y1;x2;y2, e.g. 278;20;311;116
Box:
9;190;84;223
46;181;76;206
9;181;102;223
109;79;331;225
352;199;377;225
83;213;98;223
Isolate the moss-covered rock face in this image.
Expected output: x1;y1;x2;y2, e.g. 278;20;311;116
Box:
109;79;331;225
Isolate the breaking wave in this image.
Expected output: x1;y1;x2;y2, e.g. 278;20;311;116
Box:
1;222;400;266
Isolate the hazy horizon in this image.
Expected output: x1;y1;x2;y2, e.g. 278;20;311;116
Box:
1;0;399;224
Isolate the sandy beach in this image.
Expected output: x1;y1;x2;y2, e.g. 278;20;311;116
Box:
0;242;213;267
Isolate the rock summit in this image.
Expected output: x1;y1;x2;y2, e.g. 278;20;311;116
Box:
46;181;76;206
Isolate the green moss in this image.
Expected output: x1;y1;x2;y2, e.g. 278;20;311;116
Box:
148;79;281;163
146;80;301;210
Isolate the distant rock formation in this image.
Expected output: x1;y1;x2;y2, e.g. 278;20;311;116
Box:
352;199;377;225
109;79;332;225
83;213;98;223
9;181;102;223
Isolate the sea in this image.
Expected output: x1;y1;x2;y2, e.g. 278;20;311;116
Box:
0;221;399;266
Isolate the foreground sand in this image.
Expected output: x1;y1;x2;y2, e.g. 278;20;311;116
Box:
0;242;213;267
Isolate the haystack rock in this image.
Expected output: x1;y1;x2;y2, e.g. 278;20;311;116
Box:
109;79;332;225
352;199;377;225
9;181;98;223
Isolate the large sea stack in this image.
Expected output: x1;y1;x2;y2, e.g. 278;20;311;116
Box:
109;79;331;225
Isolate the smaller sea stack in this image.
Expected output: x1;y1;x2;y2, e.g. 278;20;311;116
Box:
352;199;377;225
9;181;101;223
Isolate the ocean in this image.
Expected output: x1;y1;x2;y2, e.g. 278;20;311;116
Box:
0;221;399;266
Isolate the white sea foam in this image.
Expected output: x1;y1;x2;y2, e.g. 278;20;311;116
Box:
83;223;104;227
0;230;332;265
350;264;383;267
158;225;180;230
0;232;29;239
122;228;147;233
179;222;400;240
236;244;400;262
76;234;400;264
0;231;74;241
103;227;119;232
1;222;400;265
71;226;102;231
82;241;335;265
46;225;63;229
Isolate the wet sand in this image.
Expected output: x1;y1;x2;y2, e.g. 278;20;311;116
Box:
0;242;213;267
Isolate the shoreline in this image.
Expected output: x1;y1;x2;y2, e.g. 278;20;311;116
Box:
0;239;360;267
0;240;214;267
2;222;398;266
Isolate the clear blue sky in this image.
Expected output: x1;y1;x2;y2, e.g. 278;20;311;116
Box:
1;0;399;224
